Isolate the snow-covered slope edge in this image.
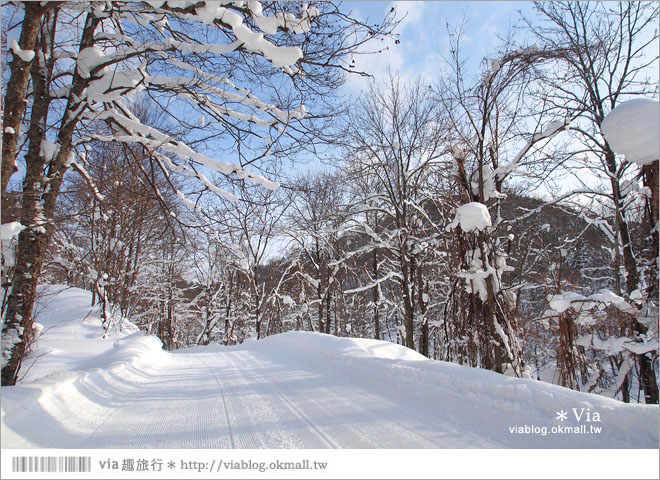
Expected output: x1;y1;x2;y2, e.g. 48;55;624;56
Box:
1;287;658;448
1;287;171;447
245;332;659;448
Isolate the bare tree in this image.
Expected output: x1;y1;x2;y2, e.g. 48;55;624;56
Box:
342;75;446;353
286;171;351;334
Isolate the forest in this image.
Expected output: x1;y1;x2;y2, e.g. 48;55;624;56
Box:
1;0;658;408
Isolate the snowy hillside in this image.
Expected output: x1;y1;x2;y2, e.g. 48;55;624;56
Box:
1;287;658;448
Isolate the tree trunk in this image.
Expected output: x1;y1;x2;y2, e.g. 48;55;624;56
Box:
325;287;331;334
642;160;658;300
417;275;429;357
400;256;415;350
1;3;46;198
638;350;659;404
373;248;381;340
1;13;58;385
605;150;639;294
1;10;98;385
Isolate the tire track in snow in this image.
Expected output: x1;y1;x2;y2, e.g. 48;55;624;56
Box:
232;350;415;448
80;356;177;448
260;345;503;448
194;353;235;448
249;348;449;448
82;355;234;448
220;349;338;448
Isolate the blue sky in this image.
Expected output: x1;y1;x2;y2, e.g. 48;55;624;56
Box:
341;1;538;92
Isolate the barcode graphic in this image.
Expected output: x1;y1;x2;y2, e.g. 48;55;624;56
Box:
11;456;92;473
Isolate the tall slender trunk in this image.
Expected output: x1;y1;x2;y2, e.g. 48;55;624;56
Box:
325;286;331;334
642;160;659;301
417;274;428;357
605;150;638;293
400;251;415;350
372;247;380;340
1;3;47;198
1;11;99;385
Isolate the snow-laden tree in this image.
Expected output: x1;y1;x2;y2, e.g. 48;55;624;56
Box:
1;1;396;385
601;98;660;404
437;22;573;375
522;1;659;403
286;171;351;334
341;75;447;354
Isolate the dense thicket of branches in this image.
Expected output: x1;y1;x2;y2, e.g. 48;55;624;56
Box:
2;1;658;403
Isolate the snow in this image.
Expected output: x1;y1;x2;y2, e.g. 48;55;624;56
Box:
40;140;60;162
601;98;660;165
1;222;24;270
4;127;15;135
0;222;24;241
76;47;106;79
470;166;503;201
548;290;636;314
576;334;659;356
448;202;492;232
1;287;657;448
533;120;566;142
10;40;35;62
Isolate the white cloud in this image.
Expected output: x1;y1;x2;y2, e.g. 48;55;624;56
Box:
344;1;432;94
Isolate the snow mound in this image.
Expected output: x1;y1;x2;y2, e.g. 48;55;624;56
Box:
601;98;659;165
448;202;492;232
258;331;428;362
17;286;161;383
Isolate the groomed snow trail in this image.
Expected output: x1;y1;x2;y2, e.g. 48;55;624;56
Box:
1;288;658;448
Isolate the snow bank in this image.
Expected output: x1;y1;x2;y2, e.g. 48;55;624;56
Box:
253;332;658;448
259;331;428;362
2;288;657;449
448;202;492;232
1;287;171;447
601;98;659;165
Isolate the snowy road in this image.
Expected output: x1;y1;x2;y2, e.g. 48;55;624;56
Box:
4;344;501;448
2;288;658;448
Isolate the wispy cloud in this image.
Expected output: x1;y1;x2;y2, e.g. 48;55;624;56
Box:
344;1;433;93
341;1;531;95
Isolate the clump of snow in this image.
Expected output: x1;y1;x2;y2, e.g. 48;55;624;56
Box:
76;47;106;79
601;98;660;165
448;202;492;232
470;166;503;201
1;222;25;270
4;127;15;135
533;120;566;142
0;222;24;242
548;289;636;314
10;40;35;62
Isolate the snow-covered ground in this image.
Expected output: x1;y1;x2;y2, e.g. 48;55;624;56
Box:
1;287;658;448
